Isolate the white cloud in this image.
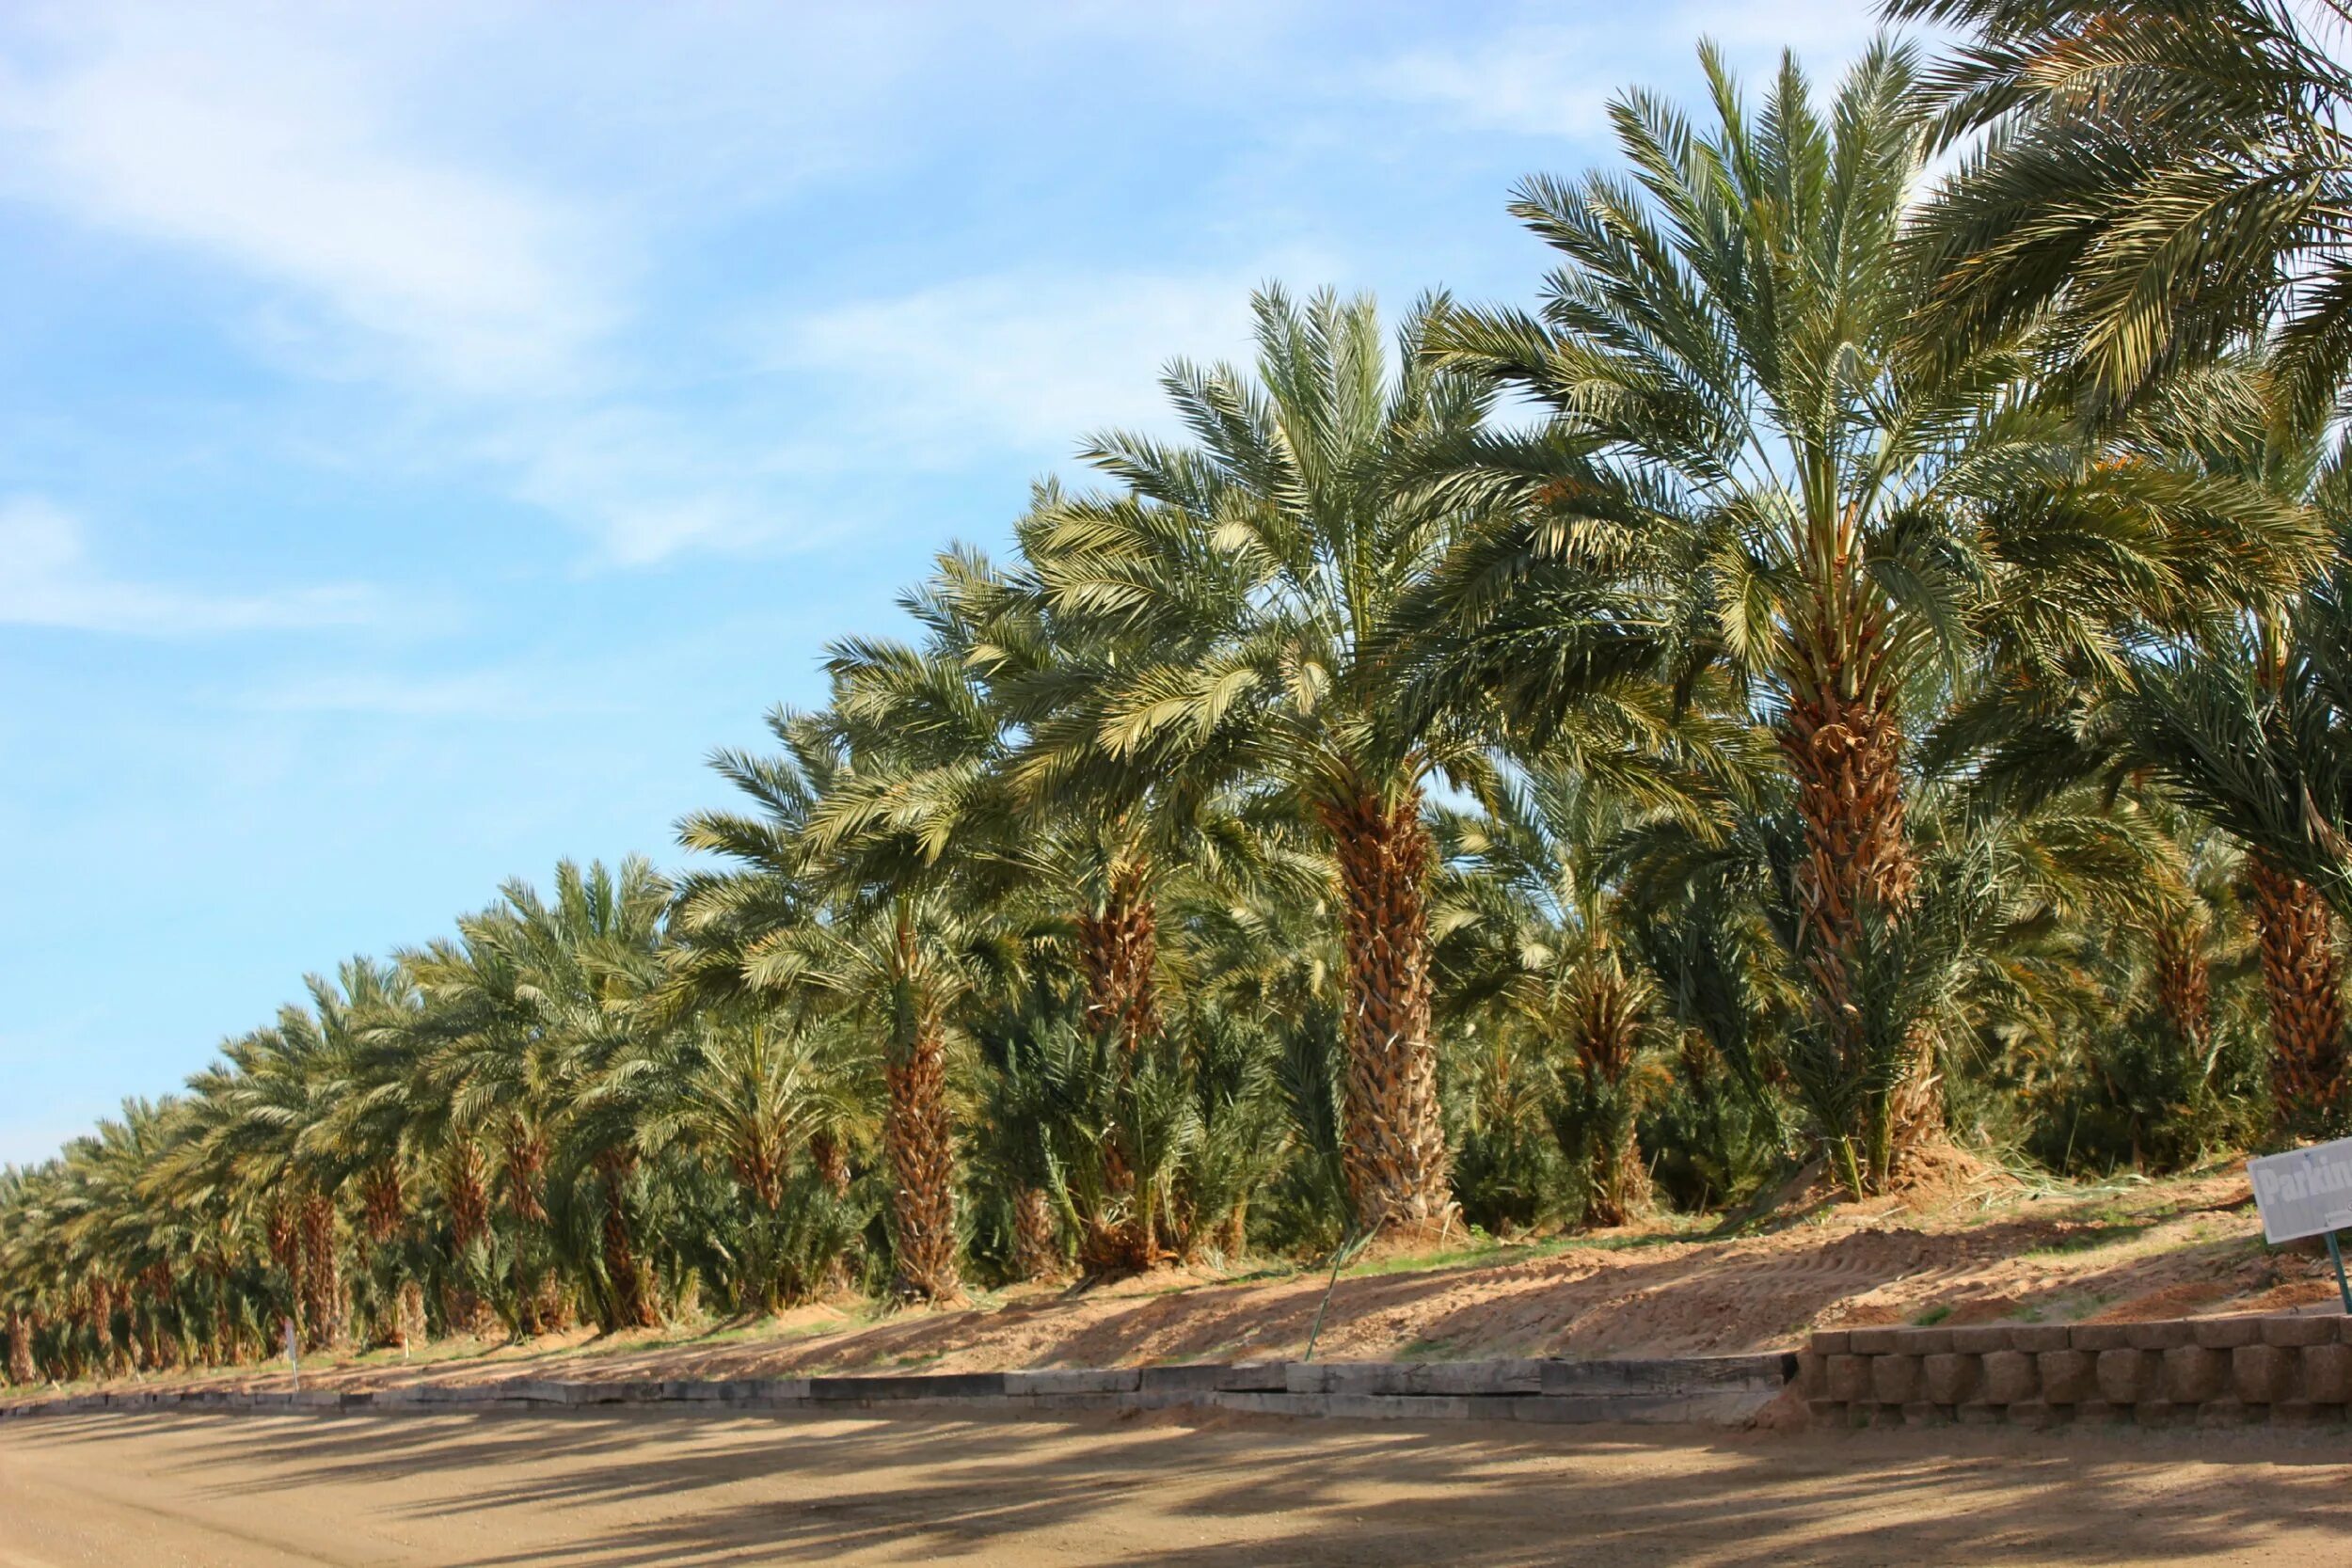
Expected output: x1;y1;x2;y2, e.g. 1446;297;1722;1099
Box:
0;496;373;636
1368;3;1890;139
0;9;609;397
773;264;1319;466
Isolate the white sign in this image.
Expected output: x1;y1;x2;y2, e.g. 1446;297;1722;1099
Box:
2249;1136;2352;1245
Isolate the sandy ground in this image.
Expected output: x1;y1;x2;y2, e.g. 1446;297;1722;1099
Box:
16;1170;2342;1413
2;1408;2347;1566
112;1168;2340;1402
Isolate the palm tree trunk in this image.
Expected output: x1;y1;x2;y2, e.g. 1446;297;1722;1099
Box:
884;999;962;1302
1573;962;1651;1227
2153;915;2214;1050
596;1151;658;1329
1011;1186;1063;1282
6;1309;33;1385
88;1276;118;1377
298;1191;343;1352
444;1143;491;1250
1077;859;1161;1052
1783;659;1922;1194
2249;853;2345;1132
1075;859;1163;1274
1322;784;1454;1242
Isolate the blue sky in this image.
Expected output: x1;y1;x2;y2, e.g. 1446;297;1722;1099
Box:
0;0;1881;1165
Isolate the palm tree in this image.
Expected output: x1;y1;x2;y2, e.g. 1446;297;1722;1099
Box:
675;705;1005;1303
1890;0;2352;420
1023;286;1494;1243
1947;357;2344;1130
1415;41;2301;1191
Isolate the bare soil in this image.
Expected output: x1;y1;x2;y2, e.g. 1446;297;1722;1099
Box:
3;1406;2346;1566
19;1168;2343;1413
119;1166;2345;1399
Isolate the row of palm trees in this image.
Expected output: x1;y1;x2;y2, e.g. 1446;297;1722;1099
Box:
10;3;2352;1386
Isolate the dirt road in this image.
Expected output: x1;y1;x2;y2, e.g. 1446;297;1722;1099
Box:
0;1410;2344;1566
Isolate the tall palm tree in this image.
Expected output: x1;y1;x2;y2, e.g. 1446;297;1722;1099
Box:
1415;41;2302;1191
1890;0;2352;420
1024;286;1494;1242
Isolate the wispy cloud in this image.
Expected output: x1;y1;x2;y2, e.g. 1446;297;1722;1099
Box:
772;262;1322;467
0;496;376;636
1368;2;1889;139
0;9;609;396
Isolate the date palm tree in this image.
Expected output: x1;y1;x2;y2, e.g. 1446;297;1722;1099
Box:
1023;286;1497;1243
1890;0;2352;420
1414;41;2306;1190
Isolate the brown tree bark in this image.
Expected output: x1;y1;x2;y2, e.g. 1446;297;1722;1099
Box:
2249;854;2345;1132
502;1120;549;1227
358;1163;405;1246
5;1308;33;1385
298;1190;344;1352
884;998;962;1301
1010;1186;1064;1282
596;1151;659;1329
88;1276;119;1377
1571;962;1652;1228
1322;784;1454;1243
811;1132;850;1196
444;1143;491;1251
1782;651;1923;1194
2152;915;2213;1050
1076;859;1162;1053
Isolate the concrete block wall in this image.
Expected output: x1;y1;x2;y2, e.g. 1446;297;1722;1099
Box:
0;1353;1796;1428
1800;1315;2352;1427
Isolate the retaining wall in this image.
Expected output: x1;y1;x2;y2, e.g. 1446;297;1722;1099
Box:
0;1354;1795;1427
1800;1314;2352;1427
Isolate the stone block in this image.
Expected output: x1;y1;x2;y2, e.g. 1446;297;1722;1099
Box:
1900;1402;1947;1426
2005;1401;2059;1429
2263;1316;2340;1348
1954;1402;2001;1425
1901;1328;1954;1354
1794;1352;1827;1400
1949;1325;2013;1354
2270;1400;2340;1426
2132;1399;2179;1428
2196;1397;2258;1427
1825;1354;1872;1404
2010;1324;2073;1354
809;1372;1006;1402
2124;1322;2194;1352
1981;1350;2038;1405
1847;1328;1903;1354
2303;1343;2352;1403
2096;1349;2156;1404
2037;1350;2096;1404
2161;1346;2228;1404
2233;1344;2297;1405
1810;1331;1851;1355
1135;1365;1231;1395
1805;1398;1844;1423
1869;1354;1922;1405
1922;1353;1980;1406
2191;1317;2265;1350
1005;1369;1139;1396
1406;1360;1543;1397
2069;1323;2133;1353
2073;1400;2128;1424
